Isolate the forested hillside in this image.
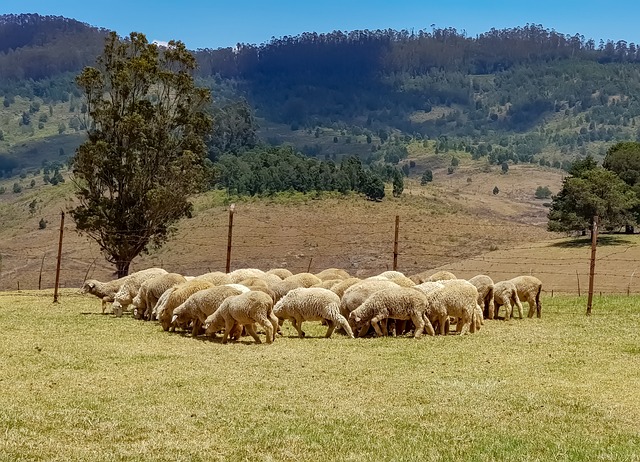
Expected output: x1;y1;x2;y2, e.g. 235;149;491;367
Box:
2;15;640;176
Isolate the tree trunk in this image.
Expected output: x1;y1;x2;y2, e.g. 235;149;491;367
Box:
116;260;131;278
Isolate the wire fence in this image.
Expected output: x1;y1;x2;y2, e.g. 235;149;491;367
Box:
2;207;640;296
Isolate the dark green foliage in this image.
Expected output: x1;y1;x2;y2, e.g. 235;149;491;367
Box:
70;32;211;277
501;162;509;173
12;182;22;193
493;186;499;195
548;167;637;234
392;170;404;197
451;156;459;167
421;169;433;185
38;218;47;229
535;186;552;199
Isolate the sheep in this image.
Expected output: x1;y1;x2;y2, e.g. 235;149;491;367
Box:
157;279;214;331
266;268;294;280
348;287;432;338
238;277;270;290
111;268;168;316
270;272;322;302
374;270;406;279
468;275;495;320
315;268;351;281
427;270;457;282
132;272;187;320
509;275;543;318
422;280;478;335
203;291;278;344
329;277;362;298
273;287;354;339
340;279;400;320
170;285;244;336
193;271;233;286
492;280;524;320
80;276;129;314
228;268;266;283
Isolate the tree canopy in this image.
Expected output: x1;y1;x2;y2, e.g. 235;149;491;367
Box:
70;32;212;277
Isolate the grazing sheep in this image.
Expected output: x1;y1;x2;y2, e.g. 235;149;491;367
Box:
266;268;294;280
203;291;278;344
171;285;244;336
133;273;187;320
427;270;457;282
312;279;344;291
387;275;416;287
348;287;432;338
273;287;354;338
329;277;362;298
271;272;322;302
238;277;270;290
422;280;478;335
340;279;400;319
228;268;266;283
468;275;495;319
493;280;524;320
111;268;168;316
414;281;446;294
193;271;233;286
157;280;214;331
509;275;543;318
80;276;129;314
375;270;406;279
315;268;351;281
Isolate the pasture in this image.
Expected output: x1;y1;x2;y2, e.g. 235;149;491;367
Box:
1;290;639;461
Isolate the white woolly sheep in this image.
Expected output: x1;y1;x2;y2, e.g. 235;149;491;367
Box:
266;268;294;280
271;272;322;301
315;268;351;281
157;279;214;331
193;271;233;285
203;290;278;344
133;272;187;320
273;287;354;338
509;275;543;318
422;280;478;335
493;280;524;320
340;279;400;320
374;270;406;280
468;275;495;320
171;285;244;336
228;268;266;283
111;268;168;316
80;276;129;314
427;270;457;282
348;287;432;338
329;277;362;298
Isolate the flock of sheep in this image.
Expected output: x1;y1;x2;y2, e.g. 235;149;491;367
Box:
80;266;543;343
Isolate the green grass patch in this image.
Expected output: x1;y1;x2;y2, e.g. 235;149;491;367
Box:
1;291;639;461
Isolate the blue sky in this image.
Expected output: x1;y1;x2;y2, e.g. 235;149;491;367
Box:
4;0;640;50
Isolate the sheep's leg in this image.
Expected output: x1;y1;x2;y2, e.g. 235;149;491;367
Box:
536;300;542;318
380;319;389;337
395;320;407;337
245;323;262;344
527;301;535;318
370;316;385;337
324;320;336;338
222;318;235;344
292;315;305;338
258;316;274;344
269;313;279;341
503;301;512;321
411;313;425;339
357;323;370;338
191;319;202;337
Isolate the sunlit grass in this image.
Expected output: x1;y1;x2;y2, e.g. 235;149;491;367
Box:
1;290;639;461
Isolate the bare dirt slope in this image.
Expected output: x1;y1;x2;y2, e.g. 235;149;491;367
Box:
2;163;637;295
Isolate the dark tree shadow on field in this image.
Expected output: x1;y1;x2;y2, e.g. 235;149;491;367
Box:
550;235;634;248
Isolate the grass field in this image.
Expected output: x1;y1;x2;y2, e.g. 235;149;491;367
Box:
1;290;639;461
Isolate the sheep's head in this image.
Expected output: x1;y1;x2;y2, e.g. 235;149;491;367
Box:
348;311;367;330
80;281;95;294
171;304;190;328
203;313;224;336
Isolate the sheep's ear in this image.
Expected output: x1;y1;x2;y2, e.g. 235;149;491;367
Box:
88;282;95;289
171;314;178;324
355;316;361;323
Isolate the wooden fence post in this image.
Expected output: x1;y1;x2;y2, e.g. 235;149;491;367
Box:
225;204;235;273
586;216;598;316
393;215;399;271
53;211;65;303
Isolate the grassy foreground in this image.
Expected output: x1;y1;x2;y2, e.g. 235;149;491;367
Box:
1;291;639;461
